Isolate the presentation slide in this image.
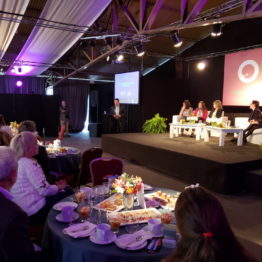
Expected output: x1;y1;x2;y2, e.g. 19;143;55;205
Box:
115;71;140;104
223;48;262;106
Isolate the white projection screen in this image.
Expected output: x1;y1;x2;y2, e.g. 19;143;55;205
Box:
114;71;140;104
223;48;262;106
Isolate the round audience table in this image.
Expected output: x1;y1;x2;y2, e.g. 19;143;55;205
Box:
47;147;81;175
43;188;177;262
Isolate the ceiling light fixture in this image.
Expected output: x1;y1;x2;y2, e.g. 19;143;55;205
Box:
197;62;206;70
171;31;183;48
135;42;145;57
211;24;222;37
116;53;124;62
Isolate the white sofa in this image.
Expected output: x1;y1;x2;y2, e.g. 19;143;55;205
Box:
235;117;262;145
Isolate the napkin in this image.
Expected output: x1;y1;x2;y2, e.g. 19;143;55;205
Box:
115;228;152;249
63;221;96;238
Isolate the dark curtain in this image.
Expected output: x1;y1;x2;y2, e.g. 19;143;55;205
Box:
0;75;46;94
54;80;89;132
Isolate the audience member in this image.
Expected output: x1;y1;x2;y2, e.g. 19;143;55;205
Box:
0;146;35;262
179;100;193;117
208;100;223;118
10;132;72;225
18;120;49;177
0;114;12;137
243;100;262;143
194;101;208;122
164;185;256;262
0;130;11;146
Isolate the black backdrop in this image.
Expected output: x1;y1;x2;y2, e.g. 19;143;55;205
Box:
0;94;60;137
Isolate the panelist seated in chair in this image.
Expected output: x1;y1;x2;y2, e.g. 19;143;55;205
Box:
109;98;126;133
243;100;262;143
208;99;223;119
179;100;193;118
194;101;208;122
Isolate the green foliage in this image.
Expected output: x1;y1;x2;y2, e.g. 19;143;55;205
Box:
142;113;168;134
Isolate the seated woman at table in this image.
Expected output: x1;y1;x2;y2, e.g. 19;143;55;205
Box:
0;114;12;137
194;101;208;122
208;99;223;118
10;131;73;225
18;120;50;179
0;130;11;146
179;100;193;117
164;185;255;262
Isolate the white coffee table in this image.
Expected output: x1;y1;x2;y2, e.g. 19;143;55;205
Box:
169;123;205;140
204;126;244;146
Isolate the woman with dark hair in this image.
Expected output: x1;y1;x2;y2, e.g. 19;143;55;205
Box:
194;101;208;122
179;100;193;117
0;114;12;137
165;185;255;262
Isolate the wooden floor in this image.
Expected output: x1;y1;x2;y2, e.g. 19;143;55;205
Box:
49;132;262;262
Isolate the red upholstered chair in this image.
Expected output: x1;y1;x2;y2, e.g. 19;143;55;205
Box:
90;157;124;186
77;147;103;187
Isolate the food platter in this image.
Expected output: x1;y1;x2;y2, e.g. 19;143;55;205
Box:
93;193;124;212
108;208;161;225
145;191;180;210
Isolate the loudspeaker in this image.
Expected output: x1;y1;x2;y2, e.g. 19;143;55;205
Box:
88;123;102;137
90;90;98;107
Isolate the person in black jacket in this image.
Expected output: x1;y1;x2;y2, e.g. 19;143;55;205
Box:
109;98;126;133
0;146;35;262
208;100;223;118
243;100;262;142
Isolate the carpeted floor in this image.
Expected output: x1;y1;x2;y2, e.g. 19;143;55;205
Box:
48;132;262;262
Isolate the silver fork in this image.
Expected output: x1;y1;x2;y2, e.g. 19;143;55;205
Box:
126;235;143;246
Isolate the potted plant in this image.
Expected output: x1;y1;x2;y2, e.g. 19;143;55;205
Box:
142;113;168;134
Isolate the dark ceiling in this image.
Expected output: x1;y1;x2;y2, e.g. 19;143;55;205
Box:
1;0;262;84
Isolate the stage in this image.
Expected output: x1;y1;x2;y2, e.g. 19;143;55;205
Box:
102;133;262;194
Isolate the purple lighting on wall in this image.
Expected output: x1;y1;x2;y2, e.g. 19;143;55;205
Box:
16;80;23;87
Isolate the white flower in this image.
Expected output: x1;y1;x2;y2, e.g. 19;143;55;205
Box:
185;183;200;190
115;186;124;194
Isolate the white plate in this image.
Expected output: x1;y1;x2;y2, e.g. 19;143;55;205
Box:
115;234;148;250
53;201;78;211
93;193;124;213
90;231;117;245
56;212;79;222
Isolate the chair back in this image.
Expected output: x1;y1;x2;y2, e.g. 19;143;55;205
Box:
77;147;103;187
90;157;124;186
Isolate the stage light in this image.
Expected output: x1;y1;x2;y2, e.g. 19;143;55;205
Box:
197;62;206;70
105;38;112;47
134;43;145;57
116;53;124;62
16;80;23;87
18;67;22;73
106;55;110;62
115;37;123;45
11;68;15;73
211;24;222;37
171;31;183;48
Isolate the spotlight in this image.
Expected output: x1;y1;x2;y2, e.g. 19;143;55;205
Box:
197;62;206;70
134;42;145;57
211;24;222;37
115;37;123;45
116;53;124;62
18;67;22;73
171;31;183;48
106;55;110;62
16;80;23;87
11;68;15;73
105;38;112;47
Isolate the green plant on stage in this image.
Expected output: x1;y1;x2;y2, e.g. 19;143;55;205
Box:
142;113;168;134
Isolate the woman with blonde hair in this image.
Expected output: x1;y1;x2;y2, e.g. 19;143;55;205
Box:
208;100;223;118
10;131;72;224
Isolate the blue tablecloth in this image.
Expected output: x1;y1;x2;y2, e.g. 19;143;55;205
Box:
43;188;177;262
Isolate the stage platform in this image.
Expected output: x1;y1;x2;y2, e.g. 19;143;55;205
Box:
102;133;262;194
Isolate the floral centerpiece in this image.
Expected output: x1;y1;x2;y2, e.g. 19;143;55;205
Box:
112;173;142;195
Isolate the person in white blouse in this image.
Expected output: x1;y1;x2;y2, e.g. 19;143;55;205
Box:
10;131;72;225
